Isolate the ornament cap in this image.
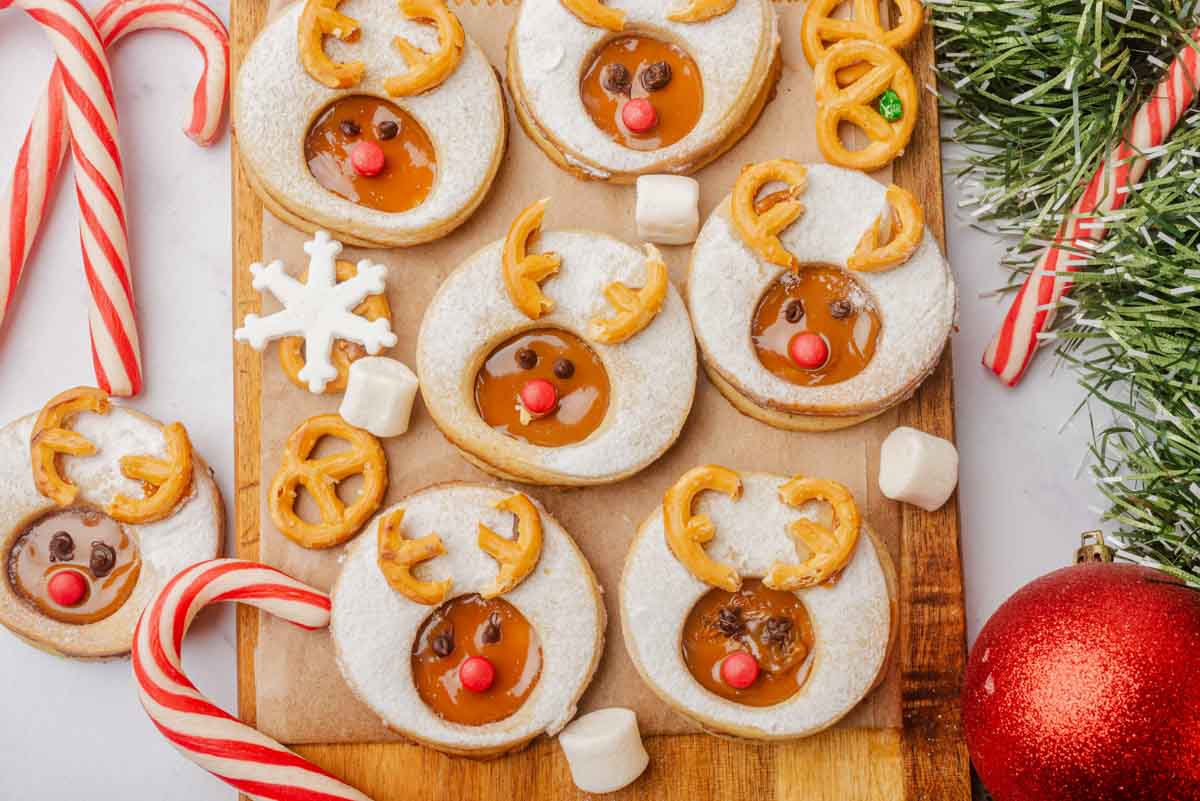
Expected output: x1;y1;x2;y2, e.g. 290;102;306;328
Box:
1075;530;1115;564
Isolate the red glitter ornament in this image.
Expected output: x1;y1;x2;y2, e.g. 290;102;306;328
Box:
963;534;1200;801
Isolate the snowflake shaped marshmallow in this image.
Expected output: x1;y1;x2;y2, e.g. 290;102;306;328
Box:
235;231;398;393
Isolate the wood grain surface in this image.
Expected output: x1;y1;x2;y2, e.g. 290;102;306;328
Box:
230;2;969;798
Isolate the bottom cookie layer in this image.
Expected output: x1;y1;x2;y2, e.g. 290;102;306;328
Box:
703;360;887;432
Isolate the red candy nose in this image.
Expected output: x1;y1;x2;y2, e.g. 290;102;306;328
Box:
520;379;558;415
720;651;759;689
350;140;386;177
621;98;658;134
459;656;496;693
47;570;88;607
788;332;829;370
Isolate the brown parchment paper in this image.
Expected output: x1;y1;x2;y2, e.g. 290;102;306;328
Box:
249;0;904;744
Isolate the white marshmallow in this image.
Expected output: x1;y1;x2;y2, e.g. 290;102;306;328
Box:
878;426;959;512
558;708;650;794
636;175;700;245
338;356;419;438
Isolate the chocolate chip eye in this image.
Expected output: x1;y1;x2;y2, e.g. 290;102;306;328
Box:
48;532;74;562
553;358;575;379
829;299;854;319
784;299;804;324
376;120;399;140
481;612;502;644
431;627;455;658
89;542;116;579
339;119;361;137
716;606;744;637
763;616;793;645
601;63;632;95
641;61;672;92
515;347;538;370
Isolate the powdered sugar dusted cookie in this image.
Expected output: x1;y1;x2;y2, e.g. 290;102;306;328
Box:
331;484;605;757
0;389;223;659
416;200;697;486
688;161;957;431
620;467;892;739
508;0;780;182
235;0;506;246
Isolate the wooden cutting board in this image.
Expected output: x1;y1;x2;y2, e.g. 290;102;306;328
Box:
230;1;970;797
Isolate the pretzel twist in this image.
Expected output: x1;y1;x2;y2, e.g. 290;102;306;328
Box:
763;476;860;591
588;244;668;344
107;422;195;524
667;0;736;23
801;0;924;84
298;0;364;89
848;184;925;272
30;387;111;506
731;160;808;270
377;507;452;605
663;465;743;591
385;0;464;97
477;494;543;599
503;198;562;320
561;0;625;30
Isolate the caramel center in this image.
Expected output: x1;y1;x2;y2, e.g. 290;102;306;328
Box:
304;95;436;214
682;578;815;707
474;328;611;448
8;508;141;625
411;594;542;726
580;34;703;151
752;265;881;387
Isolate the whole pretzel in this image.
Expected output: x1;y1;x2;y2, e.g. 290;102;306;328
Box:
763;476;860;591
848;184;925;272
107;422;195;524
269;414;388;549
385;0;464;97
730;160;808;270
279;260;392;394
814;39;917;172
663;465;743;591
503;198;562;320
588;244;668;344
801;0;924;85
30;386;111;506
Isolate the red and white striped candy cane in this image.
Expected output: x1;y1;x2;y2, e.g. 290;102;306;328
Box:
133;559;375;801
983;32;1200;386
0;0;229;395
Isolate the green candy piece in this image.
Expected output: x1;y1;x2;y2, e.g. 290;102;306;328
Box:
878;89;903;122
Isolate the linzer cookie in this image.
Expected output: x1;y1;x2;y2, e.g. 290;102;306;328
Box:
235;0;506;247
0;388;223;659
688;160;956;431
507;0;780;182
620;466;893;739
330;484;605;757
416;199;697;486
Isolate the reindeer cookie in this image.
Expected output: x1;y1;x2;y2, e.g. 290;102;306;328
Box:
507;0;780;182
687;160;957;430
416;199;697;486
620;466;893;739
0;388;223;659
331;484;605;756
235;0;505;247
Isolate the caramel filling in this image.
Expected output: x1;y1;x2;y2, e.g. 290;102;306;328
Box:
304;95;436;214
8;508;141;625
682;578;815;707
752;265;881;387
580;34;703;151
411;594;542;726
474;328;611;447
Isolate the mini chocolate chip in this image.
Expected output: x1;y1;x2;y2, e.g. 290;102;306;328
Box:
784;299;804;324
49;532;74;562
641;61;672;92
89;542;116;578
601;63;632;95
339;119;361;137
431;627;455;658
377;120;399;140
553;358;575;379
482;612;502;644
516;347;538;370
716;606;745;637
763;616;793;645
829;299;854;319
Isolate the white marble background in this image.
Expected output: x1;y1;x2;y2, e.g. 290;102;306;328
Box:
0;1;1105;796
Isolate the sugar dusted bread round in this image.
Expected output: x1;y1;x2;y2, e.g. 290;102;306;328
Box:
507;0;780;182
235;0;506;247
416;221;697;486
687;163;957;430
0;405;223;659
620;470;892;739
330;484;605;756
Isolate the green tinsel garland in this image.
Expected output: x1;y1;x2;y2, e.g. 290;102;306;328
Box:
933;0;1200;584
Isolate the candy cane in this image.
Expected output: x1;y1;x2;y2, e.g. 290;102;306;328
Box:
983;32;1200;386
132;559;375;801
0;0;229;395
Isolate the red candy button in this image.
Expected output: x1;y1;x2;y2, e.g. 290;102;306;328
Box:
47;570;87;607
720;651;759;689
350;140;386;177
788;332;829;370
520;379;558;415
621;98;658;134
459;656;496;693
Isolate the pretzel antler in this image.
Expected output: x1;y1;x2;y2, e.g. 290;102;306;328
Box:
29;387;111;506
385;0;464;97
588;244;669;344
561;0;625;31
667;0;736;23
377;507;452;605
477;494;543;599
848;184;925;272
764;476;860;590
298;0;364;89
731;160;808;270
106;422;195;524
503;198;562;319
663;465;743;591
